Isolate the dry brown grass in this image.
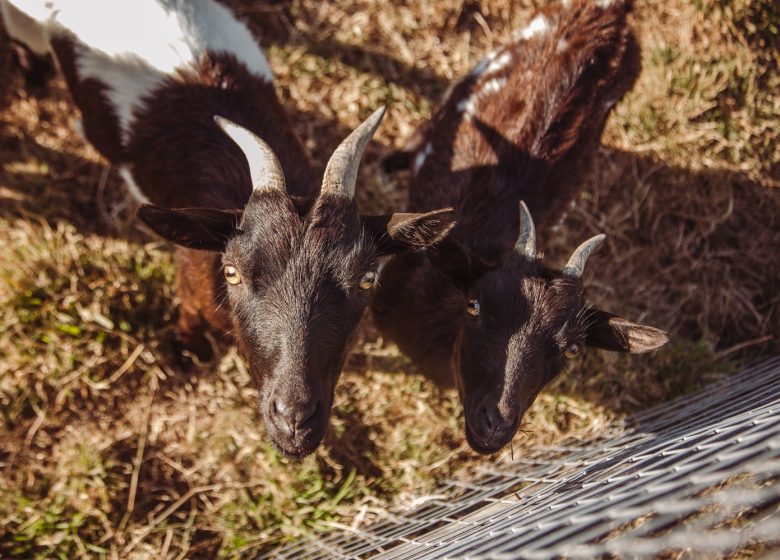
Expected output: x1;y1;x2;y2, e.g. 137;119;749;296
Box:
0;0;778;558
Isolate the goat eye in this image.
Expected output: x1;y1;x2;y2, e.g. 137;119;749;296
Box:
224;265;241;285
466;297;481;317
359;271;377;290
564;343;580;359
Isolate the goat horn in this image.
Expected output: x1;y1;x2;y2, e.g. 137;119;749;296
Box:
321;106;386;198
562;234;606;277
214;115;286;193
514;200;536;257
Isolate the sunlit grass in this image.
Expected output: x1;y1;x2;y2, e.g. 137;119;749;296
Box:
1;0;778;557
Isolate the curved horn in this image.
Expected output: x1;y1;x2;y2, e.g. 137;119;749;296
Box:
562;234;606;277
514;200;536;257
321;106;386;198
214;115;286;193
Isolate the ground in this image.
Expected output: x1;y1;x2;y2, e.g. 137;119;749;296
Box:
0;0;778;558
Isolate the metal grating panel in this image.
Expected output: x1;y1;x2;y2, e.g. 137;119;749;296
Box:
264;356;780;559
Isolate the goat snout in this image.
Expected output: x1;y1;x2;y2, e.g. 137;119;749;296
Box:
269;396;320;437
466;400;519;454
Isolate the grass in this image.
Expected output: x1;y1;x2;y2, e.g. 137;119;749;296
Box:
0;0;778;558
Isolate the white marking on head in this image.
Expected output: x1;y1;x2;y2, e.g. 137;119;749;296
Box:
562;0;571;7
557;38;568;53
119;166;151;204
597;0;617;7
517;15;551;41
413;142;433;175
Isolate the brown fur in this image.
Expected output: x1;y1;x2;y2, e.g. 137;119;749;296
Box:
374;0;665;454
9;0;459;458
50;34;126;163
50;31;319;350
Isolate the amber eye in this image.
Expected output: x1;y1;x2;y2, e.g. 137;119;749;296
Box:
564;343;580;359
224;265;241;285
466;297;481;317
359;271;377;290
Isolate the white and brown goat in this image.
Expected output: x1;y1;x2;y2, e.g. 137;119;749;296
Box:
1;0;455;459
374;0;668;454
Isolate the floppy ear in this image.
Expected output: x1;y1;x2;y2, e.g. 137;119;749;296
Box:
585;309;669;353
427;237;493;290
137;205;242;252
363;208;456;256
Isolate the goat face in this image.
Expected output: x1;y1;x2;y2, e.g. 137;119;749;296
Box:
431;203;668;454
138;108;456;459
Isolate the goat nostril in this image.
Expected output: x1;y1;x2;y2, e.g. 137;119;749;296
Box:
481;405;495;431
270;397;320;436
479;404;515;436
298;399;319;428
272;398;292;420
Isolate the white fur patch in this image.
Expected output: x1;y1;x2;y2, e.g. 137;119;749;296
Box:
456;97;475;118
119;165;150;204
413;142;432;175
470;48;503;78
75;47;169;143
5;0;273;142
481;76;507;96
164;0;272;80
456;76;508;121
597;0;617;7
517;15;551;41
485;51;512;75
557;38;568;53
470;54;491;77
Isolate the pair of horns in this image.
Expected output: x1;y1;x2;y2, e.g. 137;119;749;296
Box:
214;106;386;198
514;201;606;278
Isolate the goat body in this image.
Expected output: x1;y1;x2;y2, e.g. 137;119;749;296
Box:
374;0;667;454
2;0;456;458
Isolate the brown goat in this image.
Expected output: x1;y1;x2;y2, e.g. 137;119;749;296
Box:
2;0;456;458
373;0;668;454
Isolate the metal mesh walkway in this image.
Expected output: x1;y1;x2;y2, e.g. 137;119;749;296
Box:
265;356;780;559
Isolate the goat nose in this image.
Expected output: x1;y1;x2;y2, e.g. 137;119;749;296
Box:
271;397;319;436
481;404;515;434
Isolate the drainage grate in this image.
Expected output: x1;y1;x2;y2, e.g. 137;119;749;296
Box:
264;356;780;559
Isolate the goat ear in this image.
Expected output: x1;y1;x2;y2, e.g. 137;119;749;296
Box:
137;205;242;252
584;309;669;353
427;237;492;290
364;208;456;255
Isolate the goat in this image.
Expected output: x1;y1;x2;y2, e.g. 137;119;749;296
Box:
373;0;668;455
1;0;456;459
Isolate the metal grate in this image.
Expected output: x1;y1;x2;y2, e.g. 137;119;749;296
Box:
265;356;780;559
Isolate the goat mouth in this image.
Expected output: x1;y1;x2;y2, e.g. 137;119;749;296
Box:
268;422;327;461
464;419;517;455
